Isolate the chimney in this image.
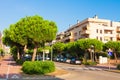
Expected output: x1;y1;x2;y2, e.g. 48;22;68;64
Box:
93;15;98;19
77;20;80;24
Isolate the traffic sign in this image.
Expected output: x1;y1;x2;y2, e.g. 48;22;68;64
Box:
108;52;112;56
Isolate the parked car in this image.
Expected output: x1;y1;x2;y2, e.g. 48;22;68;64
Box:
75;59;82;65
66;59;71;63
70;57;82;65
59;57;67;62
35;55;42;61
53;57;60;61
53;54;64;62
62;57;67;62
23;54;32;61
70;57;76;64
45;57;50;60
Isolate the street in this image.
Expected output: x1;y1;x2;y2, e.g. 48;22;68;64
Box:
55;62;120;80
0;55;120;80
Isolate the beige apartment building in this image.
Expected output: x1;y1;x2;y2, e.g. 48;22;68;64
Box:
56;15;120;43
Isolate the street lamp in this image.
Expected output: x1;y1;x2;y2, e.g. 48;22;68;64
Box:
107;48;113;70
50;40;56;61
91;45;94;62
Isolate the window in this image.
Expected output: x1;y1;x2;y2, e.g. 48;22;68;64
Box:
110;37;113;41
100;37;102;41
79;31;81;35
74;32;77;36
96;36;98;39
96;29;98;33
100;30;102;34
104;37;110;41
102;23;107;26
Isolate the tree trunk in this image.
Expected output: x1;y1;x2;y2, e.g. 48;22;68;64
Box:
114;52;117;63
32;45;37;61
84;50;88;63
17;48;20;60
94;53;97;62
90;52;93;62
24;45;27;52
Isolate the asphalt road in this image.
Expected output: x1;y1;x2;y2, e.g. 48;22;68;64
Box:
1;55;120;80
55;62;120;80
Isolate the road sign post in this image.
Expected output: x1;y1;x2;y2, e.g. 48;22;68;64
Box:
108;49;113;70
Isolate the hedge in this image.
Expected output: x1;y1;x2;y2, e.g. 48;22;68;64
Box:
22;61;55;74
117;64;120;70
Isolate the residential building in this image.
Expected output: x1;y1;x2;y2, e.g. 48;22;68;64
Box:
56;15;120;43
0;31;10;54
0;31;2;48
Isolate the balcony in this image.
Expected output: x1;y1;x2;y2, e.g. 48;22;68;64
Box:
104;33;115;37
117;34;120;38
64;32;71;37
81;30;90;35
116;28;120;32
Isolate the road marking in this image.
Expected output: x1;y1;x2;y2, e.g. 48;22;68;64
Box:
61;66;103;71
6;60;11;79
11;74;19;79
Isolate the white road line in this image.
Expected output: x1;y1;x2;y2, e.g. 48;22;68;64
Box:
6;59;11;79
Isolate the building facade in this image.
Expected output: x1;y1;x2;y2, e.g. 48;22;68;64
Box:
0;31;10;54
56;15;120;43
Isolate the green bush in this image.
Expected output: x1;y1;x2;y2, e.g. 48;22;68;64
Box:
22;61;34;74
117;64;120;70
22;61;55;74
83;61;97;65
16;59;24;65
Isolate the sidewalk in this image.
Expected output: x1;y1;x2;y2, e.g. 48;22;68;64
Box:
0;55;65;80
95;63;117;70
92;63;120;73
0;54;22;79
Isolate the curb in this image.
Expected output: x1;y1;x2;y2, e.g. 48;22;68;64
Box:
104;69;120;73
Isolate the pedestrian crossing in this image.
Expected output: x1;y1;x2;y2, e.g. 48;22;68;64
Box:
60;66;103;71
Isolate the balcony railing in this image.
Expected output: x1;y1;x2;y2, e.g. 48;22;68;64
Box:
81;30;90;35
117;34;120;38
116;28;120;32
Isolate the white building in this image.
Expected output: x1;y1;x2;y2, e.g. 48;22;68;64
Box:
56;15;120;43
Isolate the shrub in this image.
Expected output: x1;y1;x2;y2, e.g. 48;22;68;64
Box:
83;61;97;65
22;61;55;74
22;61;34;74
16;59;24;65
117;64;120;70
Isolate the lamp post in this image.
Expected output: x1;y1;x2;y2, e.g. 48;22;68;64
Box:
51;45;53;61
91;45;94;62
42;50;45;61
50;40;56;61
108;48;112;70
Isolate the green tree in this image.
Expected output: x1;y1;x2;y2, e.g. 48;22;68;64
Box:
2;15;58;61
65;42;83;58
77;39;103;62
0;48;4;57
103;41;120;63
2;29;23;60
23;16;57;61
52;42;65;56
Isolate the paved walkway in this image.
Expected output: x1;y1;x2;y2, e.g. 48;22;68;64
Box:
0;55;64;80
94;63;117;70
0;54;22;80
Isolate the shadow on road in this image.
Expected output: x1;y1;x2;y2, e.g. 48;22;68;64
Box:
0;72;65;80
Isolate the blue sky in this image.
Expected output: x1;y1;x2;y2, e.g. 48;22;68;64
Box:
0;0;120;33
